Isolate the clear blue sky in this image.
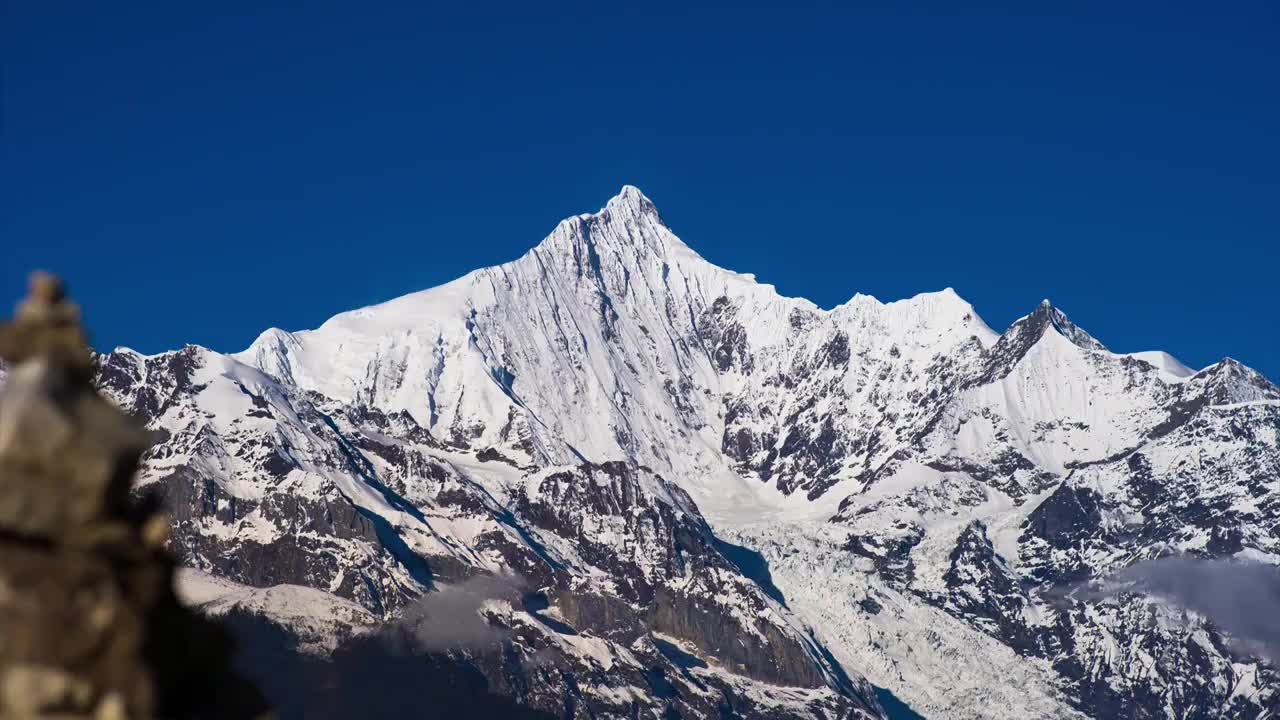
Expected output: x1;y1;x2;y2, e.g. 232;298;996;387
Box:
3;2;1277;379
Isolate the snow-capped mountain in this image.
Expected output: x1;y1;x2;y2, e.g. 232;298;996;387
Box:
77;186;1279;718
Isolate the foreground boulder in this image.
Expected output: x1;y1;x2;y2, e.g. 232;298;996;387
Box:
0;274;269;720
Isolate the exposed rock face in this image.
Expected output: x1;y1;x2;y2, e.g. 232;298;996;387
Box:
0;274;269;720
516;462;830;688
18;187;1277;719
934;521;1041;654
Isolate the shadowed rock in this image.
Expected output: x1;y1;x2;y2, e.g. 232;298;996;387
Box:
0;273;270;720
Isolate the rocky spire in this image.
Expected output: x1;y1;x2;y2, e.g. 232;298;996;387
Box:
0;273;270;719
973;299;1107;384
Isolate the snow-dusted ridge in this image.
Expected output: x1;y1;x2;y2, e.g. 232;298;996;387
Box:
80;186;1279;719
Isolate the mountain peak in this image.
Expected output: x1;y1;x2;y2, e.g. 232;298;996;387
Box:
1025;299;1107;352
527;185;697;271
978;299;1109;381
615;184;649;202
1193;356;1280;403
604;184;661;221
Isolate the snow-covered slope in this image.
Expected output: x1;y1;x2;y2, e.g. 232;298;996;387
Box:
70;186;1280;719
93;338;883;719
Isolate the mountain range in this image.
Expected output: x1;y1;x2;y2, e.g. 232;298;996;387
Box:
34;186;1279;718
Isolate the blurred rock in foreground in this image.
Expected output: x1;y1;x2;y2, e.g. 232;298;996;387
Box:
0;273;270;720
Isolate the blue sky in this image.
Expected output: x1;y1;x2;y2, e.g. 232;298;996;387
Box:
3;1;1277;379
